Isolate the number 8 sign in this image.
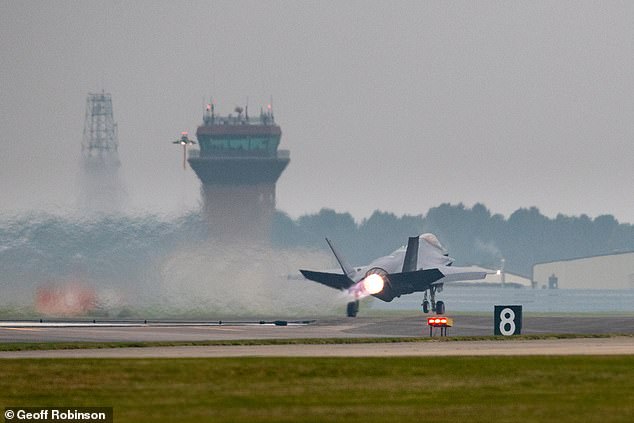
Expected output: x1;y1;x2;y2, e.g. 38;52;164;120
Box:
494;305;522;336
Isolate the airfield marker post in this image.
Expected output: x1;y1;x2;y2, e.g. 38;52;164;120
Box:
494;305;522;336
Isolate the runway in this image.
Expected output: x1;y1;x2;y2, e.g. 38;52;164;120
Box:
1;314;632;358
1;314;632;343
1;337;633;358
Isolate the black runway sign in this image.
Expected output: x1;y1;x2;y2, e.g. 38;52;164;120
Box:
494;305;522;336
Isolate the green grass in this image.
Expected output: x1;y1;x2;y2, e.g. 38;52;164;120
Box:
1;356;632;422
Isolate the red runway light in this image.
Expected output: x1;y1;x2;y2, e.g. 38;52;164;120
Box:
427;317;454;327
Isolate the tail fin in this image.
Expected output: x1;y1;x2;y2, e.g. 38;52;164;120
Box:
401;236;419;272
325;238;357;279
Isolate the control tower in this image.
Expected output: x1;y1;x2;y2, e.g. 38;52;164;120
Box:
188;103;290;243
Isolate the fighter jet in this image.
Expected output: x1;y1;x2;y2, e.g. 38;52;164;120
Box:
300;233;488;317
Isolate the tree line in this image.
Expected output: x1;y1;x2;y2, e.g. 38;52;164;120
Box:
272;203;634;277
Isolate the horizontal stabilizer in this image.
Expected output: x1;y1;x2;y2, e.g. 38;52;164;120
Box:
299;270;354;291
388;268;444;291
372;268;445;302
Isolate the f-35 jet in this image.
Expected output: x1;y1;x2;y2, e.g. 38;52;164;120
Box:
300;233;488;317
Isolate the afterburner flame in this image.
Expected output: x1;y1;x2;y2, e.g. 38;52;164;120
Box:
346;273;386;300
363;274;385;295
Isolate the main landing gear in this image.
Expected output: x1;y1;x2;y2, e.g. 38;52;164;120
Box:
346;300;359;317
421;284;445;315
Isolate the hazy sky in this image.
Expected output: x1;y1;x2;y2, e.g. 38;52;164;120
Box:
1;1;633;223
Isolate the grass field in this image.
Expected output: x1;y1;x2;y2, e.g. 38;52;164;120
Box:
1;356;632;422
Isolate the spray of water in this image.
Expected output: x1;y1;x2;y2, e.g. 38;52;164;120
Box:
0;212;345;318
157;243;343;317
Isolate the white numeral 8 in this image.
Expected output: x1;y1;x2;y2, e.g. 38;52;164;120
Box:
499;307;516;336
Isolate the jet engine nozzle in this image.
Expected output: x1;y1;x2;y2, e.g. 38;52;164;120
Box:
362;273;385;294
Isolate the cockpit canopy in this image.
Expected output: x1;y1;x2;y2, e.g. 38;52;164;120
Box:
419;233;447;253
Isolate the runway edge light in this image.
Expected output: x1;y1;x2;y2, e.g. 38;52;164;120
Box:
427;317;453;327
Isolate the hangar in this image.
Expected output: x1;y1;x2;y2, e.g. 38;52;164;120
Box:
453;265;532;288
533;252;634;290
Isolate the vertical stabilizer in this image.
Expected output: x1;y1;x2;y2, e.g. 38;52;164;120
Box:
325;238;357;279
402;236;419;272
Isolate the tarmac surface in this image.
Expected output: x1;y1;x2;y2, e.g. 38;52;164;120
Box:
1;314;632;358
1;337;633;358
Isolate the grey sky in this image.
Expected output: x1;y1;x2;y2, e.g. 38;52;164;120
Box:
1;1;632;222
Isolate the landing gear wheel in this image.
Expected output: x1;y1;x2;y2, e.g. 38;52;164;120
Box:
436;300;445;315
422;300;430;314
346;301;359;317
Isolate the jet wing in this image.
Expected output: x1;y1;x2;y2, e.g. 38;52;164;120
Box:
433;266;490;284
299;270;354;290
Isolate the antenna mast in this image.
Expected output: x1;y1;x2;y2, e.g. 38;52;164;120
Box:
82;92;120;166
79;92;125;212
